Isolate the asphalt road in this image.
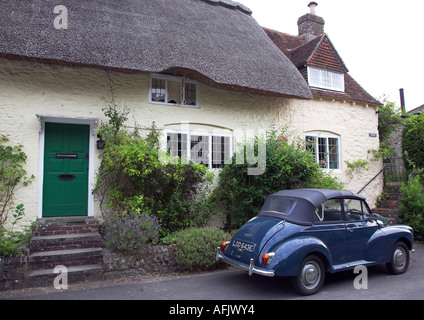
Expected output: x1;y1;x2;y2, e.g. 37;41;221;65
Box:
1;243;424;301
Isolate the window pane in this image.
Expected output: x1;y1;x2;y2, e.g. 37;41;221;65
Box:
308;67;344;92
322;70;332;87
261;197;297;216
167;80;182;104
190;135;209;166
167;133;187;159
212;136;230;168
309;68;320;86
344;199;364;221
328;138;339;169
306;136;316;159
184;83;197;106
314;199;343;223
318;137;327;168
332;73;344;91
151;78;165;102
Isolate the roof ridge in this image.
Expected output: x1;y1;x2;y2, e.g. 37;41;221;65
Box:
199;0;252;15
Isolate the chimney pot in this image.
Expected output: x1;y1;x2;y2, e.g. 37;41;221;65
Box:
308;2;318;15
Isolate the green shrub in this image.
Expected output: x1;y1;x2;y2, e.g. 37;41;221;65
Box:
95;127;213;236
172;227;231;272
0;135;34;228
0;205;33;258
399;173;424;240
210;124;343;230
402;113;424;172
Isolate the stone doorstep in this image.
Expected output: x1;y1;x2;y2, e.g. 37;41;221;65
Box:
29;232;102;252
32;217;101;237
32;225;101;237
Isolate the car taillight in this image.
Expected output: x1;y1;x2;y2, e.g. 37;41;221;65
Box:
262;252;275;266
220;241;230;252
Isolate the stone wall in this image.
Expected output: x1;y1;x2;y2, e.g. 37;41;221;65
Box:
102;245;179;279
0;245;179;289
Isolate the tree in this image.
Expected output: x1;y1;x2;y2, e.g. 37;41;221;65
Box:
402;112;424;172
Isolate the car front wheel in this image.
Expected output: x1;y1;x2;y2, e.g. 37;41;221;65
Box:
291;255;325;296
386;241;410;275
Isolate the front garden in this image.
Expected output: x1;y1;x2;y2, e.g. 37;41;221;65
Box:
92;96;343;272
2;97;424;276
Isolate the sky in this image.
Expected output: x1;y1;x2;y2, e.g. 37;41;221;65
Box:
237;0;423;111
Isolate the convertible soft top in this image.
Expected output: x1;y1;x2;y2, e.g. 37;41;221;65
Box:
258;189;366;226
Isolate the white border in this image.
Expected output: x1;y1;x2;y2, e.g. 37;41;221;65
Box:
36;114;99;219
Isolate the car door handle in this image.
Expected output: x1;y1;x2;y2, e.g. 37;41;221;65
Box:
347;227;355;232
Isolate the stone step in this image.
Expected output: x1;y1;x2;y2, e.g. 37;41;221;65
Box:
29;247;104;270
378;199;400;208
33;217;100;237
25;264;104;288
29;232;102;252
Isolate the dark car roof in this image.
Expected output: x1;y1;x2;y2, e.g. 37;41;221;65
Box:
259;189;366;226
272;189;365;207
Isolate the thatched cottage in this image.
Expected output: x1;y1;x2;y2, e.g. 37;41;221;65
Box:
0;0;382;227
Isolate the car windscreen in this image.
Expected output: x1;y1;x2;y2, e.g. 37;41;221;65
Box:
259;197;297;216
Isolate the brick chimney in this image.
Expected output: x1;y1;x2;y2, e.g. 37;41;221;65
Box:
298;2;325;40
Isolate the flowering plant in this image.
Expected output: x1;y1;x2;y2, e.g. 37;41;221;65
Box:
102;211;161;252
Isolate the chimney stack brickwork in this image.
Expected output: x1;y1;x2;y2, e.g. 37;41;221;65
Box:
298;2;325;38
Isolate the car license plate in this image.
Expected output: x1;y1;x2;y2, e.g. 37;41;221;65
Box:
232;240;254;252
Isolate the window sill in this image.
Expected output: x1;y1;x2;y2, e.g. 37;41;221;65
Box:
149;100;200;109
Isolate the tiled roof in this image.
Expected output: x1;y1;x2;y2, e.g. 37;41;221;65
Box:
308;36;348;73
408;105;424;114
264;27;380;105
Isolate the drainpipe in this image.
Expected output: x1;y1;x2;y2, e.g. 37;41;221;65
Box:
399;88;406;113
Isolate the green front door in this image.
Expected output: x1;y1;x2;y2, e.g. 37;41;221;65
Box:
42;123;90;217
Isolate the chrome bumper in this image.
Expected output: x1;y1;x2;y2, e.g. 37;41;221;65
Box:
216;248;275;277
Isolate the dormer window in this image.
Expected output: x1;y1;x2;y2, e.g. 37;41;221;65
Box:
149;74;199;107
307;66;344;92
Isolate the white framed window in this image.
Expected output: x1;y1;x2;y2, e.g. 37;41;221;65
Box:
308;66;345;92
306;134;340;170
149;74;199;107
165;130;232;168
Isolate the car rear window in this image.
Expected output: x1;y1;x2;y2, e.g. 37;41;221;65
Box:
260;197;297;216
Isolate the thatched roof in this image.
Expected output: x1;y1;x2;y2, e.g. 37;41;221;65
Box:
0;0;313;99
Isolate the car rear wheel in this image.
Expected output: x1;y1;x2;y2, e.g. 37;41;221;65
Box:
386;241;410;275
291;255;325;296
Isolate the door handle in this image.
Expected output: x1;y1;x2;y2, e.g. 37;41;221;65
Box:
347;227;355;232
57;174;76;181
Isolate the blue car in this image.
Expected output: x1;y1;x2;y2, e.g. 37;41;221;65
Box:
217;189;414;295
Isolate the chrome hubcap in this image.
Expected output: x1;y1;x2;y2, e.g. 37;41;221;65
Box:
301;262;321;289
394;248;406;269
